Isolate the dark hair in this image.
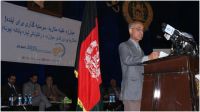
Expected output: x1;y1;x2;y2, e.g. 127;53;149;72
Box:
30;73;38;78
45;74;54;84
46;75;53;79
8;73;16;78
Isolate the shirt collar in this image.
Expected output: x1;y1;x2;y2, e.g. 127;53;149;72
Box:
8;82;11;87
8;82;15;89
129;38;140;48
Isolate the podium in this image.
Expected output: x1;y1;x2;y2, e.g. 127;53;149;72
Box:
141;55;199;111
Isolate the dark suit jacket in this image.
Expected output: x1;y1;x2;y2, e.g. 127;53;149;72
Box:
1;83;19;105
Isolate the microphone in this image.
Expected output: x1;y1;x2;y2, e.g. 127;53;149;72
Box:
162;23;182;35
162;23;175;36
181;32;194;39
162;23;184;40
156;35;163;39
161;23;198;56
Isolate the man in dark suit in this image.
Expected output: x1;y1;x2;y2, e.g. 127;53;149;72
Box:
2;74;19;106
119;21;159;111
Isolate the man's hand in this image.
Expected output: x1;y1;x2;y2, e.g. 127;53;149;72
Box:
148;52;160;60
49;95;56;101
32;90;40;97
13;96;17;101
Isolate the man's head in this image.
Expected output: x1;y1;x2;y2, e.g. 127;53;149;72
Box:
46;75;53;85
128;21;144;42
8;74;16;85
110;79;117;88
30;74;38;84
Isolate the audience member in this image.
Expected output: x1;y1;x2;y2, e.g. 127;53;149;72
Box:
2;73;19;105
103;79;123;111
23;74;51;111
42;75;66;102
108;79;120;100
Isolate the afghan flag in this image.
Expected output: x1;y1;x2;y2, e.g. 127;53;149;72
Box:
74;1;102;111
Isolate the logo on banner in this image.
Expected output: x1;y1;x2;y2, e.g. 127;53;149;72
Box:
52;43;65;57
123;1;153;31
84;40;100;80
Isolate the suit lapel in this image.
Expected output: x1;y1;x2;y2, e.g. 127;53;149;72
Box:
126;39;144;56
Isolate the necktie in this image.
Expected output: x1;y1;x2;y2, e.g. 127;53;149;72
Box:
136;45;141;54
12;86;17;95
10;86;17;95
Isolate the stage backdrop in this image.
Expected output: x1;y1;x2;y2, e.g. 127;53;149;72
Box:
1;2;81;66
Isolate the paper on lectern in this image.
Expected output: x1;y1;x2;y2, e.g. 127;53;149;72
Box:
195;74;200;80
159;51;169;58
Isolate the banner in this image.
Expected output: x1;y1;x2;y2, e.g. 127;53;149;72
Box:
1;2;81;66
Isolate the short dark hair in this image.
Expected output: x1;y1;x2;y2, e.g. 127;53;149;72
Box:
30;73;38;78
46;75;53;78
8;73;16;78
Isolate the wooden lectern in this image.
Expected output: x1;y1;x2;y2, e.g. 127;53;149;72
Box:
141;55;199;111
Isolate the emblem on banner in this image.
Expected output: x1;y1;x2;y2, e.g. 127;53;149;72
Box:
123;1;153;31
84;40;100;80
52;43;65;57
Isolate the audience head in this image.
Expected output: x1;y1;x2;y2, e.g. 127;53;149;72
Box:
46;75;53;85
30;74;38;84
8;73;16;85
110;79;117;88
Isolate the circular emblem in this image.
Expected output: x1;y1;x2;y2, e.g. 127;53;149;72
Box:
84;40;100;80
52;43;65;57
123;1;153;31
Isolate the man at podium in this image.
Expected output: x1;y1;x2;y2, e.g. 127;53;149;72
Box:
118;21;159;111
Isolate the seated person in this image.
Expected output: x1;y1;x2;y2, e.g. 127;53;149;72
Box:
2;73;19;106
23;74;51;111
42;75;66;102
103;79;122;110
107;79;121;101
